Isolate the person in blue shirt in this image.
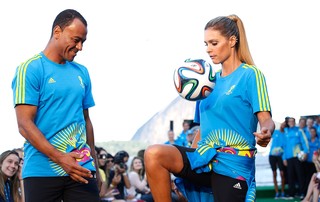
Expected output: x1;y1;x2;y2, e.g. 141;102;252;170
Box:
144;14;275;202
299;117;307;134
305;117;315;141
302;127;319;198
11;9;100;202
186;127;199;148
282;117;309;199
314;115;320;134
164;130;179;145
269;121;286;199
175;121;191;147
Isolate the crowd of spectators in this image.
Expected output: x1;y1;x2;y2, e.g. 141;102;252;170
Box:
5;115;320;201
94;147;183;202
269;115;320;201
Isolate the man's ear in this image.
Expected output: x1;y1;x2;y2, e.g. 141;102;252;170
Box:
53;25;62;40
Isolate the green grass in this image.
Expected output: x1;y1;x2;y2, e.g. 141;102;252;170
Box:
257;197;301;202
256;186;301;202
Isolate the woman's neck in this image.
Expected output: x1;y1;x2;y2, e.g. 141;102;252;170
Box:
221;55;242;77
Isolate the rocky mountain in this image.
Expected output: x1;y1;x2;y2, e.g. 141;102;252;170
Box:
131;96;196;145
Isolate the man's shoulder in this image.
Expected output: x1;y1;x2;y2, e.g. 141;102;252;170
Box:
18;53;43;69
70;61;88;70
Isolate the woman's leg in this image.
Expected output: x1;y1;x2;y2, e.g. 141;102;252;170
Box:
272;170;279;194
280;170;285;195
144;144;184;202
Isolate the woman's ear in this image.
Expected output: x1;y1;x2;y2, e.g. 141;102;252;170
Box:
229;35;237;48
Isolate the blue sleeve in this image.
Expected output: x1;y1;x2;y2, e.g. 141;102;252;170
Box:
246;69;271;114
282;133;287;160
12;61;41;106
82;67;95;109
282;144;287;160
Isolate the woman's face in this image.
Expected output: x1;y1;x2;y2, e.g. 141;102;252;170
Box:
98;150;108;167
204;29;234;65
132;158;143;171
288;118;296;127
106;158;114;169
1;154;19;178
311;129;317;139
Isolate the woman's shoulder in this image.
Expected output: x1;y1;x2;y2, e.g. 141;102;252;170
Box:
128;171;139;176
241;63;264;74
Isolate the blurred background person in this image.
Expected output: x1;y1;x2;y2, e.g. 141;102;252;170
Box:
314;115;320;135
137;150;145;162
186;126;199;148
306;118;315;140
175;121;190;147
299;117;307;132
303;127;320;196
301;148;320;202
12;148;24;201
127;156;153;202
164;130;178;145
0;150;24;202
269;121;286;199
283;117;309;199
109;151;131;200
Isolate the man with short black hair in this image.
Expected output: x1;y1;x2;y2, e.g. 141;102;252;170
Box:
12;9;100;202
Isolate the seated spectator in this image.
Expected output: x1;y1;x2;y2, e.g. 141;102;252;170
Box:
95;146;110;199
127;156;153;202
301;172;320;202
108;151;131;200
12;147;24;201
0;150;23;202
105;153;115;177
302;149;320;202
137;149;145;161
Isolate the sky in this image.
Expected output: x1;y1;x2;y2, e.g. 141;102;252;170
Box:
1;0;319;151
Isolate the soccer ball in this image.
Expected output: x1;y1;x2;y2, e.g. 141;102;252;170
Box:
173;58;215;101
297;151;307;162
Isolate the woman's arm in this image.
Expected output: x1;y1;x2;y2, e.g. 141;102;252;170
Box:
128;171;147;191
254;111;275;147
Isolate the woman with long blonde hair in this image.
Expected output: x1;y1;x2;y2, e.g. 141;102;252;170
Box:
145;14;274;202
127;157;153;202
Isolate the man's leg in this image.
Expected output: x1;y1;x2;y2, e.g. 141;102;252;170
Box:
63;175;100;202
24;177;64;202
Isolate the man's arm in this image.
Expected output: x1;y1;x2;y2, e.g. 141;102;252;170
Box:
254;111;275;147
83;109;102;189
15;104;92;183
